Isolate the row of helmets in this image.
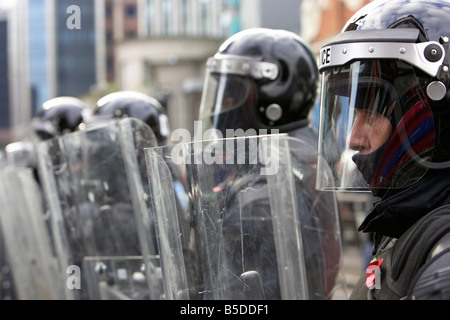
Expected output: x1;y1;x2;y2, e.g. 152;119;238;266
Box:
31;91;170;146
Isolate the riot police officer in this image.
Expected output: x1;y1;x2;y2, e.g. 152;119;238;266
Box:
92;90;188;222
31;96;92;141
317;0;450;300
89;91;187;299
197;28;342;299
198;28;320;146
94;91;170;146
0;96;90;300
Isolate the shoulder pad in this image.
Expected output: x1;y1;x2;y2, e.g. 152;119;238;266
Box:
406;245;450;299
429;233;450;259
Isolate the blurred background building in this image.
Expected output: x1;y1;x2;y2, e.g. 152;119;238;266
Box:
0;0;373;147
0;0;105;144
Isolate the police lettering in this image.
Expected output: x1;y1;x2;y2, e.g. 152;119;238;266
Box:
321;47;331;66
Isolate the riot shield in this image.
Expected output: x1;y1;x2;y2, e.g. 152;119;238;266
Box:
0;149;15;300
287;137;347;299
36;118;163;300
146;134;345;300
0;221;16;300
0;166;65;299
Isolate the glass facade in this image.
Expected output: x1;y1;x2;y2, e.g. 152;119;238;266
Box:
28;0;49;114
0;20;9;128
56;0;97;97
145;0;242;38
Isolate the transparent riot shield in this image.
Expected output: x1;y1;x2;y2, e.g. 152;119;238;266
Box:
287;137;347;300
0;210;16;300
0;166;65;299
0;149;15;300
146;134;345;300
36;118;163;300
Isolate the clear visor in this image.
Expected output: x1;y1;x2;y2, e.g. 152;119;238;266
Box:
198;56;278;136
317;60;435;193
198;71;258;136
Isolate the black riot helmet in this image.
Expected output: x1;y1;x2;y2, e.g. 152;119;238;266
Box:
94;91;170;145
198;28;319;136
317;0;450;196
32;96;91;140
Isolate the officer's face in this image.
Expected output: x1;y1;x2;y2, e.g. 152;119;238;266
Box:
348;108;392;155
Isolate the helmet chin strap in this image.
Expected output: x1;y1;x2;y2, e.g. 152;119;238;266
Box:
427;36;450;101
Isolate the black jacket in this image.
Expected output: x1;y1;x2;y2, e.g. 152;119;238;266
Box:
351;167;450;299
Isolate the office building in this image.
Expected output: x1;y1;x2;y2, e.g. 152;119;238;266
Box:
0;0;106;145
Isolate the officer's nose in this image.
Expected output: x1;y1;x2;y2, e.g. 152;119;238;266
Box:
348;111;371;154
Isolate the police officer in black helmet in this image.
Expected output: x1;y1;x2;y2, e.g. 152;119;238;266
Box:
198;28;342;299
12;96;91;184
199;27;320;146
94;91;170;146
91;90;176;212
31;96;91;141
318;0;450;300
93;90;193;298
92;90;188;226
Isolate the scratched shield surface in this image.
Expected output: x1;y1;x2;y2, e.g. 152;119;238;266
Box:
0;165;66;299
146;134;345;300
36;117;163;300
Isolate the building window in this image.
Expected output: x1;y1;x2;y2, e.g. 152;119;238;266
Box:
162;0;172;35
125;5;137;18
106;31;113;43
0;21;9;128
105;4;113;18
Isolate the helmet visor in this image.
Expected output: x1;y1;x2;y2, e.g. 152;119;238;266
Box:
198;71;258;136
317;60;435;192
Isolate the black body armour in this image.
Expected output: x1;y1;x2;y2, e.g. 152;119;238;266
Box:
350;205;450;300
